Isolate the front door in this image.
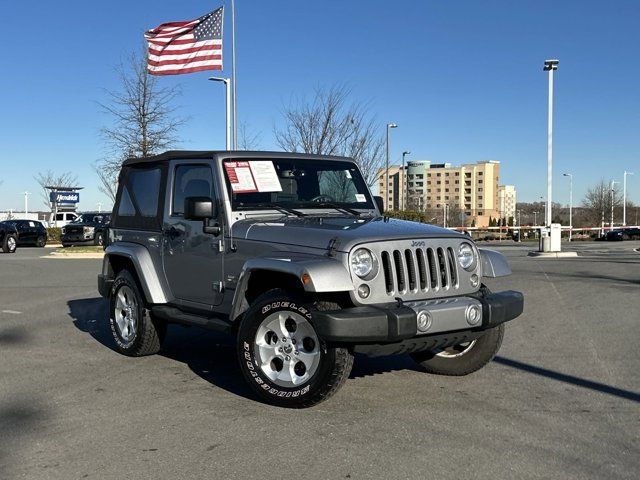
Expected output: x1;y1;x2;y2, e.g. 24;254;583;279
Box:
162;162;224;307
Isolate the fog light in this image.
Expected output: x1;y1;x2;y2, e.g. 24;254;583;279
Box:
466;304;481;326
417;310;432;332
470;274;479;288
357;284;370;299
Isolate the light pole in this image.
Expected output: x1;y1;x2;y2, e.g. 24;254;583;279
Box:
443;204;448;228
533;211;539;226
96;202;103;213
402;150;410;210
385;123;397;210
517;209;522;242
563;173;572;241
209;77;232;150
610;180;619;230
623;171;634;226
543;59;558;227
22;191;30;215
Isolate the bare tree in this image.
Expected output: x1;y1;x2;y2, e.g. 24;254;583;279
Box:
238;121;262;150
274;85;385;186
581;180;623;227
34;170;79;208
96;50;187;201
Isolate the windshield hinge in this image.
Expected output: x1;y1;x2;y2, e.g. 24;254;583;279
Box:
327;237;340;257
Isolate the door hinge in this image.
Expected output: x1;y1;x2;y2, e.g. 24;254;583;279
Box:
218;239;225;252
213;281;224;293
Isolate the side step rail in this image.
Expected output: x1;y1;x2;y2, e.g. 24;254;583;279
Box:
151;306;232;334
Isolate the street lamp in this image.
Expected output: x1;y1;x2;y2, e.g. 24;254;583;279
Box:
563;173;572;241
533;211;539;226
610;180;619;230
543;59;558;227
208;77;231;150
623;171;634;226
385;123;398;210
402;150;411;210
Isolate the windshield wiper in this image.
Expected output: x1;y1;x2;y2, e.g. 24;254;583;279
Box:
305;202;362;216
238;203;307;217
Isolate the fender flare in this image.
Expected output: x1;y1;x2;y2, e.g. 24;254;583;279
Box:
102;243;171;304
230;255;354;322
479;248;512;278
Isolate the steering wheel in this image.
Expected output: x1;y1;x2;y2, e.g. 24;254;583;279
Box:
310;194;335;203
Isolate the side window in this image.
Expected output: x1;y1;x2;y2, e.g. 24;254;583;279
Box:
172;165;214;216
128;168;161;216
113;165;165;231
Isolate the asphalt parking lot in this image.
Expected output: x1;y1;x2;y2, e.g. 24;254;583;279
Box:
1;242;638;480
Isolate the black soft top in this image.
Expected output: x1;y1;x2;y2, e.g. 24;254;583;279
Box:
122;150;356;167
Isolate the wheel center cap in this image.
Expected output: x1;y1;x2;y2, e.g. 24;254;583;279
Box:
283;344;293;354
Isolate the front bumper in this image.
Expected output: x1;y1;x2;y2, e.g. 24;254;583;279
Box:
62;234;95;245
313;290;523;345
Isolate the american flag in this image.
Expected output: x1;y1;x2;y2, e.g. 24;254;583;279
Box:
145;7;223;75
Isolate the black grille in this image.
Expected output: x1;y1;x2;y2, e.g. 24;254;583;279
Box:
381;246;459;294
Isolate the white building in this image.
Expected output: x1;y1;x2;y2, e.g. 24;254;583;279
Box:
497;185;517;224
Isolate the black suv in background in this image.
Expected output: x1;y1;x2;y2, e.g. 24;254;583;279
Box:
4;220;48;247
0;221;19;253
61;213;111;247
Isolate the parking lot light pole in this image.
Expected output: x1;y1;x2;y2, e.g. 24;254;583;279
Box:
543;59;559;227
402;150;410;210
533;211;538;226
208;77;231;150
563;173;572;241
623;171;634;226
385;123;397;210
610;180;619;230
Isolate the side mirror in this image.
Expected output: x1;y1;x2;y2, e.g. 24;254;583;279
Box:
184;196;215;220
373;195;385;213
184;196;221;236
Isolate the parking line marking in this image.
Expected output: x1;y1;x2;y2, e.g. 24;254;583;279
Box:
1;310;22;315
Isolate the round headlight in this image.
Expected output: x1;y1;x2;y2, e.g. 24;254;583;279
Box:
458;243;475;270
351;248;376;279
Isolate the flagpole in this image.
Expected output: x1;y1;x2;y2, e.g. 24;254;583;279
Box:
230;0;237;150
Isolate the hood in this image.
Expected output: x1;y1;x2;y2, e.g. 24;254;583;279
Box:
231;215;465;252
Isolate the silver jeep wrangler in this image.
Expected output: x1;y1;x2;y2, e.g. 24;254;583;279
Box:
98;151;523;408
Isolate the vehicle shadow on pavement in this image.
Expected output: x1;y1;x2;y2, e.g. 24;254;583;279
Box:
67;298;257;402
494;356;640;403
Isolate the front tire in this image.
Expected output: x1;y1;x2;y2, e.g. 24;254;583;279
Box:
94;233;104;246
109;270;166;356
410;324;505;376
2;234;17;253
237;289;353;408
36;236;46;247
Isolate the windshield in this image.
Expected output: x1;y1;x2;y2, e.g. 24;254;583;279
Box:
223;158;374;211
71;214;109;224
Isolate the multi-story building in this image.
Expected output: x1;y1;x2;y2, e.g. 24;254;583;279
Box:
377;160;503;227
497;185;517;224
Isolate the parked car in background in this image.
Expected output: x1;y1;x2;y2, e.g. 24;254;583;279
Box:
0;221;19;253
48;211;78;228
3;220;47;247
604;228;640;241
61;213;111;247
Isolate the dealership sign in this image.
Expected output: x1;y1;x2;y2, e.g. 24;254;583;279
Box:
50;192;80;204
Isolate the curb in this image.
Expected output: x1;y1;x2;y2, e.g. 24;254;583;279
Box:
527;251;578;258
45;252;104;259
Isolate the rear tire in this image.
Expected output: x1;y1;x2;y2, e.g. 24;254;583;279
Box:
36;236;46;247
109;270;166;356
410;324;505;376
1;234;17;253
237;289;353;408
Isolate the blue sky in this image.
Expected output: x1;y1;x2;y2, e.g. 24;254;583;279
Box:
1;0;639;212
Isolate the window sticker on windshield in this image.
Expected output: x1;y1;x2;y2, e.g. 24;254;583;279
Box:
250;161;282;192
345;170;352;179
225;161;258;193
355;193;366;202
